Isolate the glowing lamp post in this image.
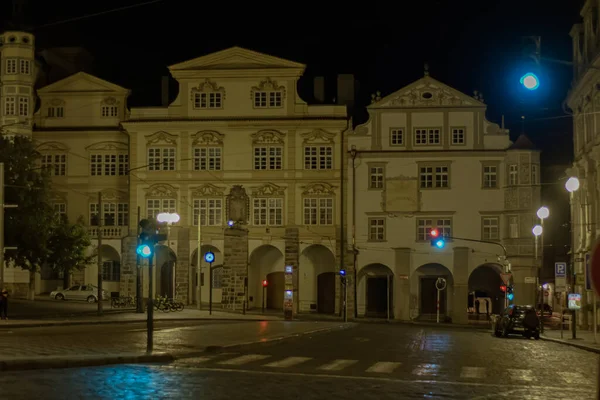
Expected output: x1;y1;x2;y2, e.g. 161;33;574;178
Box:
157;212;180;299
565;177;580;340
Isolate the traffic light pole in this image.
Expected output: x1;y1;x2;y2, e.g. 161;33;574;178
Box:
136;206;143;313
147;248;154;354
446;236;508;260
209;262;213;315
97;192;103;316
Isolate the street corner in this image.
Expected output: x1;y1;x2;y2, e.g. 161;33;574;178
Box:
540;335;600;355
0;352;175;372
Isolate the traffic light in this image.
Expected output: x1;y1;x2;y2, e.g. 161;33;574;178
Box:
500;285;507;292
430;229;445;249
136;219;167;258
262;279;268;287
339;269;347;285
507;285;514;301
518;36;543;93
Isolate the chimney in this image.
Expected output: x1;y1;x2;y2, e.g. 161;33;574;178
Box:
314;76;325;103
161;76;169;107
336;74;355;109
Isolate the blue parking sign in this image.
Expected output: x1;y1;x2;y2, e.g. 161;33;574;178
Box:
555;262;567;278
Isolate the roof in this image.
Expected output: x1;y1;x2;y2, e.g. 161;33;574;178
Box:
508;134;537;151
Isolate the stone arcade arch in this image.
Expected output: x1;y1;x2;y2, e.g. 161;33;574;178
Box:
299;244;337;313
155;245;177;298
98;244;121;294
468;263;505;317
413;263;454;322
190;245;223;306
357;263;394;318
249;245;284;310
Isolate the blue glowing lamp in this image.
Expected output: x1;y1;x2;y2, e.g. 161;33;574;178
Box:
204;251;215;263
434;239;445;249
507;293;514;301
136;244;152;258
520;72;540;90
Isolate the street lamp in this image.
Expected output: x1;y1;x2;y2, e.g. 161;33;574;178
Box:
532;224;543;259
536;206;550;332
565;176;580;340
157;212;180;299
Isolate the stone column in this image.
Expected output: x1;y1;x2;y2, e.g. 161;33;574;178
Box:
223;227;248;310
120;236;137;297
175;227;190;303
284;227;300;315
452;246;469;324
393;247;411;321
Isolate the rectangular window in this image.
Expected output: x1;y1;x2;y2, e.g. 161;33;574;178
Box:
4;97;15;116
419;165;449;189
148;147;176;171
101;106;118;117
194;92;222;109
532;164;539;185
90;154;128;176
368;218;386;241
253;198;283;226
508;164;518;186
41;154;67;176
54;203;67;222
47;106;64;118
482;217;499;240
102;261;120;282
18;97;28;116
89;203;99;226
451;128;465;145
254;91;283;108
5;59;16;74
89;203;128;226
303;198;334;225
508;216;519;239
253;146;282;170
369;166;384;189
414;128;441;145
194;147;222;171
390;128;404;145
304;146;333;170
19;59;30;75
482;165;498;188
193;198;223;226
146;199;176;220
417;218;452;241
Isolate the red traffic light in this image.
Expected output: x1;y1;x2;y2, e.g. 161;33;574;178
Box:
500;285;507;292
430;229;439;238
262;280;268;287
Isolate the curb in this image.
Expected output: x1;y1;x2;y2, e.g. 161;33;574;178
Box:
540;335;600;354
0;352;175;371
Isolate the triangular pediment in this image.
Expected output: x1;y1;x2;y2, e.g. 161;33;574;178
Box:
369;76;485;109
169;46;305;71
37;72;130;94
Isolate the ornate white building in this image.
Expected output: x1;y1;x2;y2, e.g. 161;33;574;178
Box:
347;73;541;323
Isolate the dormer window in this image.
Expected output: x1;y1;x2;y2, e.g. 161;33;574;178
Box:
191;79;225;110
101;97;120;118
251;78;285;109
48;106;64;118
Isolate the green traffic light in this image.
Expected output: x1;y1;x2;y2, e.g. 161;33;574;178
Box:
137;244;152;258
520;72;539;90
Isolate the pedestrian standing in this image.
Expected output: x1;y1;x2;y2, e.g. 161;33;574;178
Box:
0;288;7;320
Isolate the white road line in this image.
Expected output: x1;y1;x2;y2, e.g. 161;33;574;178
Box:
264;357;312;368
412;363;439;376
558;371;588;384
460;367;485;379
365;362;402;374
218;354;271;366
508;369;533;381
317;359;358;371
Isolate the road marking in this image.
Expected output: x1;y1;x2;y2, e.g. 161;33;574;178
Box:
317;359;358;371
218;354;271;366
264;357;312;368
460;367;485;379
412;363;439;376
558;371;588;384
366;362;401;374
508;369;533;381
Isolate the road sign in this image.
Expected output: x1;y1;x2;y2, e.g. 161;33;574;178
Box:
524;277;536;284
500;273;512;285
555;262;567;278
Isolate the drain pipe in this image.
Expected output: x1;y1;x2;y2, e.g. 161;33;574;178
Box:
350;146;358;318
340;117;351;320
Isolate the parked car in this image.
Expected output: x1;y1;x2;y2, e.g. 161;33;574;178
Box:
50;285;107;303
494;304;540;340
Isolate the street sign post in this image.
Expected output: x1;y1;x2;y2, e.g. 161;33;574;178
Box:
205;252;214;315
435;278;446;324
284;265;293;320
500;273;512;285
555;262;567;292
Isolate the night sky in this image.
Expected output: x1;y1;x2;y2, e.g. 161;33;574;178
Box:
1;1;580;168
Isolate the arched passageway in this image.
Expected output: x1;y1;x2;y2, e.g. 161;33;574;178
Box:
357;263;394;318
155;245;177;298
468;264;504;319
412;263;453;322
299;244;336;313
249;245;284;310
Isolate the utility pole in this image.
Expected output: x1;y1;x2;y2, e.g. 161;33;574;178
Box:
196;218;202;310
0;163;4;290
97;192;103;316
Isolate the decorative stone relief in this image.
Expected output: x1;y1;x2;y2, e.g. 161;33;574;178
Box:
190;79;226;100
301;129;336;144
36;141;69;151
145;183;178;198
388;82;475;107
145;131;178;146
520;164;530;185
192;130;224;146
505;189;518;209
191;184;225;197
302;182;336;196
85;141;128;151
251;183;285;197
520;188;532;209
251;130;285;145
101;96;119;106
226;185;249;224
101;189;127;201
250;78;286;98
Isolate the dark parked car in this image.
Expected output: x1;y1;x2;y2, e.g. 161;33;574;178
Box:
494;304;540;340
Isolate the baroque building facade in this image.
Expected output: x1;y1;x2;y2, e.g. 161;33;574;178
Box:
347;74;541;323
566;0;600;329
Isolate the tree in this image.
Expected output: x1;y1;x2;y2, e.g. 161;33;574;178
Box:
46;216;96;288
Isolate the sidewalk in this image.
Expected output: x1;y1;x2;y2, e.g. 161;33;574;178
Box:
0;308;283;328
542;327;600;354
